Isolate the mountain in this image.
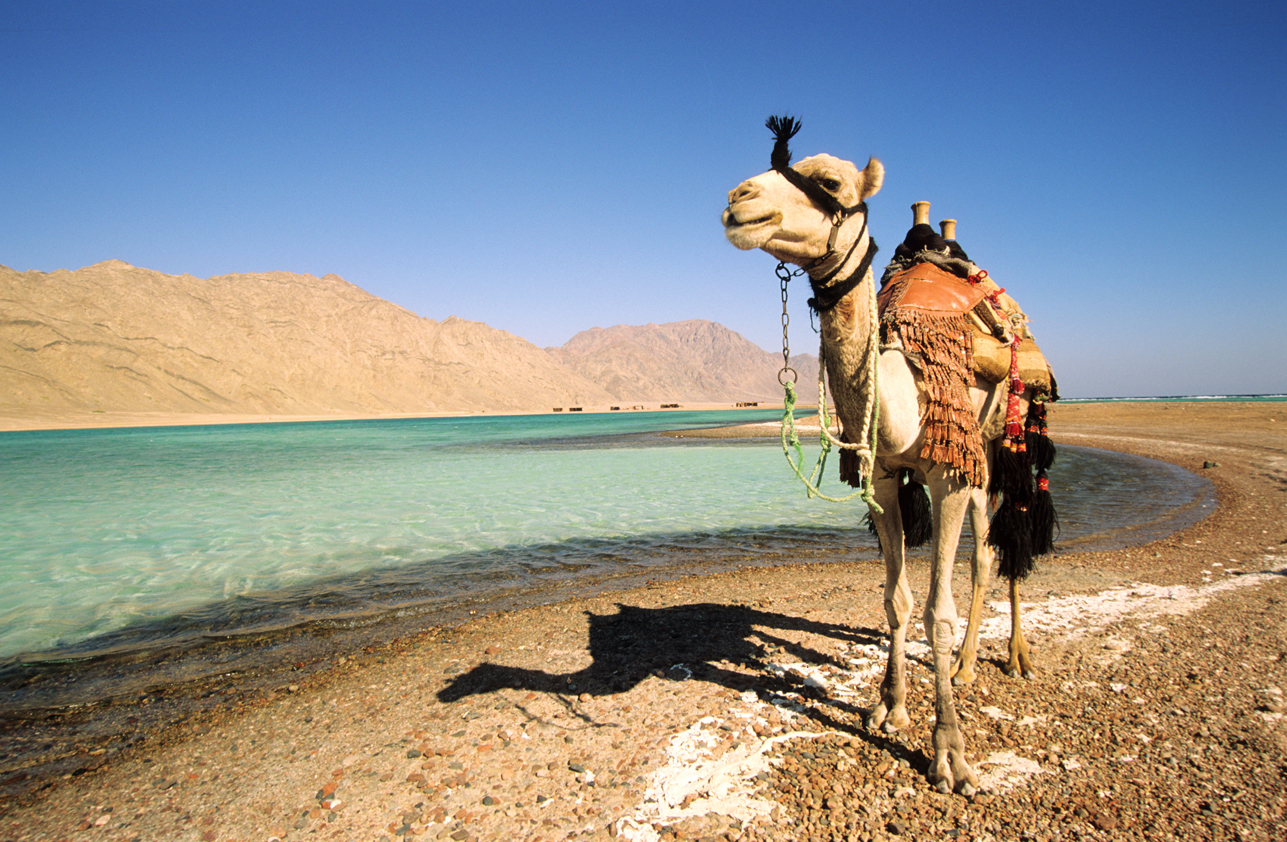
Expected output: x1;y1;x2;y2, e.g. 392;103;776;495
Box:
549;320;820;404
0;261;814;423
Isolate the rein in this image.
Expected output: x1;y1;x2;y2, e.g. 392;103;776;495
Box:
761;115;882;511
776;221;883;513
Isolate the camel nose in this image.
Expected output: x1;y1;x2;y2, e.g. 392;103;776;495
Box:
728;180;760;205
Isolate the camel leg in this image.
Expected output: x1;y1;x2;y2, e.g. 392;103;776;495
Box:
1005;577;1035;678
923;474;979;795
866;477;912;733
952;486;993;685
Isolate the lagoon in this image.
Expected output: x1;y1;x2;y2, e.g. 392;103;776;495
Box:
0;409;1213;669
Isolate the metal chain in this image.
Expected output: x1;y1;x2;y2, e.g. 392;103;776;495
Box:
775;262;800;386
773;259;883;511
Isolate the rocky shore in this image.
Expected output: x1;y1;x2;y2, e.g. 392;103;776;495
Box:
0;400;1283;841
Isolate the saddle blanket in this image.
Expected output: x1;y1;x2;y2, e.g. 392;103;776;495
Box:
879;261;1055;395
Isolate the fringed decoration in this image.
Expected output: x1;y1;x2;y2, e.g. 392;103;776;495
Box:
900;471;933;548
988;334;1037;580
1025;398;1056;472
880;305;987;488
1026;399;1058;555
839;435;863;489
1030;472;1058;556
990;498;1034;580
989;442;1033;504
862;469;932;551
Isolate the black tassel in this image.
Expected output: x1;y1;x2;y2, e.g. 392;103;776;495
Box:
1029;471;1058;556
900;472;933;548
863;470;932;551
990;501;1035;580
990;443;1032;504
1025;402;1056;472
766;115;801;170
863;509;879;550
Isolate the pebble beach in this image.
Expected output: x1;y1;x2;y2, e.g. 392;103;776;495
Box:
1;400;1284;842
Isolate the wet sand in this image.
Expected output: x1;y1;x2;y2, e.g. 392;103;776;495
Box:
0;400;1284;841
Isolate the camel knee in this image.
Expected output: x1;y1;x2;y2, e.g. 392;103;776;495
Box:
923;613;958;654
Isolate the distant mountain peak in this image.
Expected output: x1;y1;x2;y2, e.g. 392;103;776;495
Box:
1;262;816;421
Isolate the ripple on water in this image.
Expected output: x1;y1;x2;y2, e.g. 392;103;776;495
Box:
0;417;1213;705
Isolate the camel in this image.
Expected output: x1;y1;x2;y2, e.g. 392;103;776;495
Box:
721;117;1055;794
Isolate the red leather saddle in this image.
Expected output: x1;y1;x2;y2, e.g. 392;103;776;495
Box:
877;262;988;317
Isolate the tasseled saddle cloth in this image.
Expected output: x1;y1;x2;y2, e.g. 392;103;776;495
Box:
876;262;990;488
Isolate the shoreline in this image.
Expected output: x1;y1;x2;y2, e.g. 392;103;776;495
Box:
5;396;1280;434
7;396;1276;435
1;400;1284;840
0;403;782;434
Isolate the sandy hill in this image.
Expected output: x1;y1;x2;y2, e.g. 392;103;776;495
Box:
550;320;820;404
0;261;814;425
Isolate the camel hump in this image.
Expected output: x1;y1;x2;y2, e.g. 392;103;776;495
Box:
877;262;989;318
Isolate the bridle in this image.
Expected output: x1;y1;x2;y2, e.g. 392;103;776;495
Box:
765;115;879;312
761;115;883;510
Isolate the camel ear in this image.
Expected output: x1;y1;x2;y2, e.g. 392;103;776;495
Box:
859;157;884;200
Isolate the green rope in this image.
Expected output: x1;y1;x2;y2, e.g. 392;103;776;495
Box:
776;272;884;514
780;377;868;504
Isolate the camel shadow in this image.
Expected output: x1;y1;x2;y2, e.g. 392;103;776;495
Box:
437;602;944;776
438;602;882;706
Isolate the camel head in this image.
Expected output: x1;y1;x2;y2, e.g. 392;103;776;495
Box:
723;144;883;266
725;153;885;262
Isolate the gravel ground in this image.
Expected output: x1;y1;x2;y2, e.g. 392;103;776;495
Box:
0;400;1283;841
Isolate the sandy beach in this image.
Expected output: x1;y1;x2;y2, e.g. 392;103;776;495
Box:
1;400;1284;841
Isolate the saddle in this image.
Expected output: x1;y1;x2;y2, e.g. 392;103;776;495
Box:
879;261;1056;396
877;261;989;487
876;261;988;316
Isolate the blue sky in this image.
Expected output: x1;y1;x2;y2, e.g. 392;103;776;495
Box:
3;0;1284;398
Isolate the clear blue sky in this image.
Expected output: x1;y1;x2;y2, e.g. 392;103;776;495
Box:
3;0;1284;398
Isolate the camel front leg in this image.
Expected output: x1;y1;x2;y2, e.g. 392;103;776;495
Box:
924;476;979;795
866;478;912;733
952;486;993;685
1005;577;1035;678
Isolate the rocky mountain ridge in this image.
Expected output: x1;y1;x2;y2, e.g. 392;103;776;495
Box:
0;261;818;423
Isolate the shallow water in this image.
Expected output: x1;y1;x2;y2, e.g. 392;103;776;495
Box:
0;410;1213;674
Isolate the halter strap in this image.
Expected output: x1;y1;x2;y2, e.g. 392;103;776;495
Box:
806;211;879;313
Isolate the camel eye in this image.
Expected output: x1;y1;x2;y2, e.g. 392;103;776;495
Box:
819;177;841;192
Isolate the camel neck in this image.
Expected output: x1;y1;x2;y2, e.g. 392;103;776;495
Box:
806;231;879;314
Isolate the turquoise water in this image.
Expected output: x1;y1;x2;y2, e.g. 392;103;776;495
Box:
0;409;1214;667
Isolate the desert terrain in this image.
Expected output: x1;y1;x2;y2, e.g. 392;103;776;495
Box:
0;400;1283;841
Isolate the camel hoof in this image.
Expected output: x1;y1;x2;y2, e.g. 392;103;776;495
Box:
935;779;951;794
958;781;977;797
882;720;900;735
951;663;976;686
1004;667;1020;678
1022;669;1037;680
